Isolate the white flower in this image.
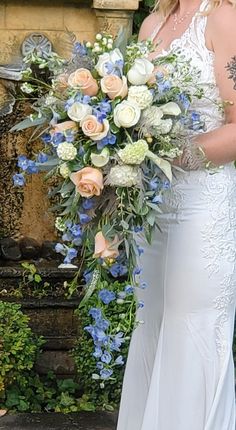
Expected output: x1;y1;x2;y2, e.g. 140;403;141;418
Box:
55;217;66;232
20;82;35;94
159;147;183;159
56;142;77;161
59;163;71;178
160;102;181;116
106;165;141;187
128;85;153;110
114;100;141;128
158;119;173;134
67;102;92;123
118;140;149;164
95;48;123;77
141;106;164;127
127;58;154;85
45;95;57;106
91;148;110;167
96;33;102;41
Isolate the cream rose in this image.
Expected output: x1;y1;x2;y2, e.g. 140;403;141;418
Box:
70;167;104;198
95;48;123;77
67;102;93;123
128;85;153;110
101;75;128;100
113;100;141;128
93;231;120;259
127;58;154;85
160;102;181;116
91;148;110;167
81;115;109;141
68;68;99;96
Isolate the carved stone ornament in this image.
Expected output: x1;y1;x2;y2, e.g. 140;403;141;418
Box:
21;33;53;57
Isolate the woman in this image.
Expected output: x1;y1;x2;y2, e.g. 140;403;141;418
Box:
117;1;236;429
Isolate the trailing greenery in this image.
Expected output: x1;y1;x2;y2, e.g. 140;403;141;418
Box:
134;0;156;33
0;301;44;398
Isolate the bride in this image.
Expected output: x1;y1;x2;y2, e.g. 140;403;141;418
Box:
117;0;236;429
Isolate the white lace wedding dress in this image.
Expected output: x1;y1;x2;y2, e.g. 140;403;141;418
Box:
117;1;236;429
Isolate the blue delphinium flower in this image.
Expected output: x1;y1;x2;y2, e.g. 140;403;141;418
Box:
83;269;93;284
55;243;67;255
125;285;134;294
13;173;25;187
158;80;172;93
82;198;94;210
100;368;113;379
79;213;91;224
98;289;116;305
137;246;144;256
93;347;103;359
27;160;39;174
138;300;145;309
37;152;48;163
96;362;104;370
52;132;64;146
17;155;29;171
109;263;128;278
73;42;87;57
42;133;52;144
70;224;82;238
95;318;110;331
140;282;148;289
133;266;142;276
64;247;78;264
89;307;102;320
101;350;112;364
110;332;124;352
133;226;143;233
97;133;116;150
177;92;190;110
115;355;125;365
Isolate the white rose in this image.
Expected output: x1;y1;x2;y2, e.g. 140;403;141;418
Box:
114;100;141;128
91;148;110;167
128;85;153;110
56;142;77;161
127;58;154;85
59;163;71;178
67;102;92;123
95;48;123;77
160;102;181;116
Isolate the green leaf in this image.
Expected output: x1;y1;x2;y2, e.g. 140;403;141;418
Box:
10;116;47;132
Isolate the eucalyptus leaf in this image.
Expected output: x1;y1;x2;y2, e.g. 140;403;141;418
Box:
10;116;47;132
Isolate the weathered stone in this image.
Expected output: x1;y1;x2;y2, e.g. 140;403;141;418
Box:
0;237;22;261
40;240;58;260
19;237;41;259
0;412;117;430
36;350;76;375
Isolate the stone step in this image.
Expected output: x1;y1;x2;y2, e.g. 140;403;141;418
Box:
0;412;117;430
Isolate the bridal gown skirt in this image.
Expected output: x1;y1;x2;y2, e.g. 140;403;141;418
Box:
117;165;236;430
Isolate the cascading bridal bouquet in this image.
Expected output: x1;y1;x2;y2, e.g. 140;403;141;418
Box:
12;31;204;384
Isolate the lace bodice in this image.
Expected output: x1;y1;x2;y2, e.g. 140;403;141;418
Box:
151;0;224;132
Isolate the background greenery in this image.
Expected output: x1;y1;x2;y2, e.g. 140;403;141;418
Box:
133;0;156;34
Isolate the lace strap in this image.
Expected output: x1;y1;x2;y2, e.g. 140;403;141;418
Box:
150;21;164;42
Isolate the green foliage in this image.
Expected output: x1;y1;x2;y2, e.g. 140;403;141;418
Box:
0;301;44;398
134;0;156;34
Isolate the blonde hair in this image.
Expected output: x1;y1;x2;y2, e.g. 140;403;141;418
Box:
154;0;236;18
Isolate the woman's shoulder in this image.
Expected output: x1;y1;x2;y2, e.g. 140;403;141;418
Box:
207;1;236;49
138;12;162;41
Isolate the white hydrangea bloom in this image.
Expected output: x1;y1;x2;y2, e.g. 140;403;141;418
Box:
128;85;153;110
56;142;77;161
59;162;71;178
106;165;140;187
118;140;149;165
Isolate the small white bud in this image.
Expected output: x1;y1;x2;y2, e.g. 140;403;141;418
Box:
96;33;102;41
108;38;113;44
107;43;113;50
86;41;92;48
102;37;107;45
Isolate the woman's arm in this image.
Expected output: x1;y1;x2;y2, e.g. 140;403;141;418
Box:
193;3;236;165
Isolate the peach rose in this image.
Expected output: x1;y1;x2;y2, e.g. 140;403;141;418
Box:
68;68;99;96
93;231;120;259
70;167;104;198
54;73;69;91
101;75;128;100
52;121;78;134
81;115;109;141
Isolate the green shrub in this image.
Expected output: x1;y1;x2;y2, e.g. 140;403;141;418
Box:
0;301;44;398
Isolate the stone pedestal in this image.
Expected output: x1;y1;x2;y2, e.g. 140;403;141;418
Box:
93;0;140;37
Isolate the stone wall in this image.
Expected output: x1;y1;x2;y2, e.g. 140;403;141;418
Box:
0;0;140;243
